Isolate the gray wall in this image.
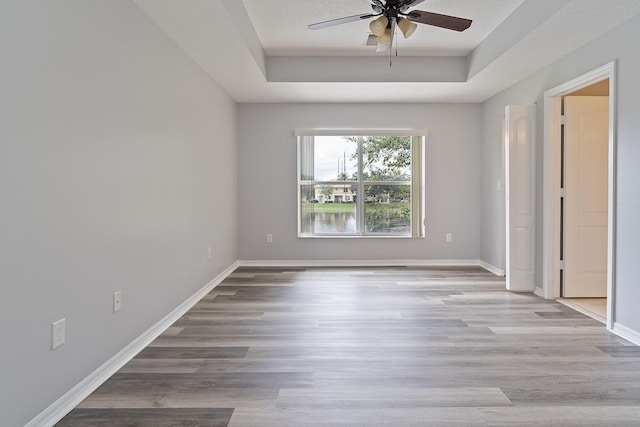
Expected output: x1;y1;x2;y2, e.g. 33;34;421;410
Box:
481;14;640;332
237;103;482;262
0;1;238;425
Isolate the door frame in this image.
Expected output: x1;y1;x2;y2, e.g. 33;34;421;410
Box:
541;61;616;330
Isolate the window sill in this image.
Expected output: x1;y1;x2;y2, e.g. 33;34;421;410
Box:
298;234;424;239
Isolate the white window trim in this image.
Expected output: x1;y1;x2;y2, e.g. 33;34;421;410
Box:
295;129;428;137
297;131;426;238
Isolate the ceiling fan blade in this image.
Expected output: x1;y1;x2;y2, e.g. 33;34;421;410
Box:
368;0;385;12
406;10;472;32
308;13;377;30
400;0;425;10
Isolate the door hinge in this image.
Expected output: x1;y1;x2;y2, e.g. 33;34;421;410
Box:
559;260;565;270
560;114;566;125
560;188;566;197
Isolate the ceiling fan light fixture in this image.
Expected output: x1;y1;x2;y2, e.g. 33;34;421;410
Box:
369;16;389;36
308;1;473;60
376;28;392;45
398;18;417;38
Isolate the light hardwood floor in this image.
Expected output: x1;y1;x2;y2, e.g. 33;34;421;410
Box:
559;298;607;323
58;267;640;426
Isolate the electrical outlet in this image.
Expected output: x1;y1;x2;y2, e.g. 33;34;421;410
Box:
113;291;122;312
446;233;453;243
207;247;212;260
266;234;273;243
52;318;65;350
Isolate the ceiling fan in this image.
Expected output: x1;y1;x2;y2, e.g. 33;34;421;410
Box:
308;0;472;51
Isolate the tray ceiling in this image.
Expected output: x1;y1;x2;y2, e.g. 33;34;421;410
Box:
134;0;640;103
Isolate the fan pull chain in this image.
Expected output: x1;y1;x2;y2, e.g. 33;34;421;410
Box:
390;32;394;67
389;18;396;67
395;36;398;56
390;26;399;67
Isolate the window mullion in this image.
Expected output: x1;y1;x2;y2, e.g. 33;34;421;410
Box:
357;136;365;235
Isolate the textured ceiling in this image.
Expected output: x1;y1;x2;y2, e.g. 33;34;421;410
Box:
134;0;640;103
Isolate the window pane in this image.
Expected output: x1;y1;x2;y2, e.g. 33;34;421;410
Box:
298;133;421;238
299;136;314;181
301;188;357;234
364;185;411;234
362;136;411;181
311;136;358;181
299;184;315;233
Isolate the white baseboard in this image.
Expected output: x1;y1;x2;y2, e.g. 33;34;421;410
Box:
478;260;505;276
238;259;487;268
612;322;640;347
26;261;239;427
533;287;545;298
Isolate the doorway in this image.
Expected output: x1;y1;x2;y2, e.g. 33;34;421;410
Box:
542;62;616;329
560;91;609;323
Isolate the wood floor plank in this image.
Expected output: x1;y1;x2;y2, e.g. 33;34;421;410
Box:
58;266;640;426
135;347;249;359
597;345;640;357
57;408;233;427
276;387;513;408
228;406;640;427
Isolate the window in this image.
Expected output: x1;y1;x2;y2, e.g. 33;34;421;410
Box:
297;130;425;237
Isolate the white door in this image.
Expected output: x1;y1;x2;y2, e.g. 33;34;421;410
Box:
563;96;609;297
505;105;536;292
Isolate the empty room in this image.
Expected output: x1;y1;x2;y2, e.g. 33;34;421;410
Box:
3;1;640;426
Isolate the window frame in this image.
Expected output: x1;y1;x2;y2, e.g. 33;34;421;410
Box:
296;129;426;238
